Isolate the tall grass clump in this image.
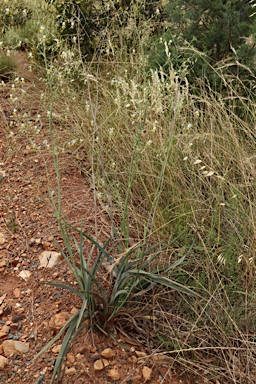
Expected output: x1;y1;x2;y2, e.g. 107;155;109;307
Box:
51;49;256;381
14;1;256;382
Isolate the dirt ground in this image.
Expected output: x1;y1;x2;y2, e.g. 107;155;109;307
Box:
0;53;205;384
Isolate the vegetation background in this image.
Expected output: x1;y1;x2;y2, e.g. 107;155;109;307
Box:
1;0;256;383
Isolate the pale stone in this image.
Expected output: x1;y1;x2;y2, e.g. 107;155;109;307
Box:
2;340;29;356
38;251;61;268
67;353;75;364
142;366;152;382
0;260;8;268
107;368;120;381
0;355;8;370
49;312;70;330
70;307;78;315
18;270;31;281
13;288;21;298
42;242;51;249
101;348;115;359
0;233;6;245
93;359;109;371
0;250;8;267
52;344;62;354
0;324;10;338
65;367;76;375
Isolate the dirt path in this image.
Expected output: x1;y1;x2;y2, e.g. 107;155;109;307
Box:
0;53;200;384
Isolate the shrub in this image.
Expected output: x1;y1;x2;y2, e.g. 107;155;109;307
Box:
147;0;256;92
0;0;32;34
45;0;163;58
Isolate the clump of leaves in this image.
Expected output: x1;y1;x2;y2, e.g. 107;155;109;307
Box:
34;224;198;383
0;1;32;34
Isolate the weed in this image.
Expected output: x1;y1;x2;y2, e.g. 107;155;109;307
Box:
34;225;198;383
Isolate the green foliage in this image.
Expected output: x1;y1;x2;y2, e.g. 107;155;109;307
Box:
34;224;198;383
0;0;32;34
45;0;163;58
165;0;255;63
147;0;256;90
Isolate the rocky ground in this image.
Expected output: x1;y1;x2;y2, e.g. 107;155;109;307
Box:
0;53;203;384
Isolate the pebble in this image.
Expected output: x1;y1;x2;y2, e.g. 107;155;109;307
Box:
67;353;75;364
52;344;62;353
142;366;152;382
65;367;76;375
107;368;120;381
38;251;61;268
101;347;115;359
2;340;29;356
49;312;70;331
18;270;31;280
0;355;8;369
0;233;6;245
0;324;10;338
93;358;109;371
13;288;21;298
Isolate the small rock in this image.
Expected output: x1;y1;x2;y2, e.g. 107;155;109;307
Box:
38;251;61;268
0;250;9;268
0;324;10;338
13;288;21;298
2;340;29;356
67;353;75;364
101;348;115;359
0;233;6;245
130;355;137;363
52;344;62;354
42;241;51;249
18;270;31;281
107;368;120;381
142;366;152;382
0;355;8;369
93;359;109;371
49;312;70;331
70;307;78;315
65;367;76;375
